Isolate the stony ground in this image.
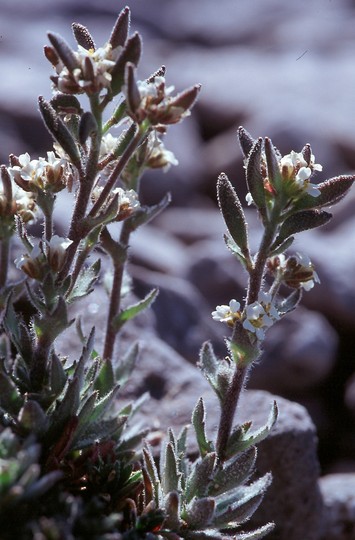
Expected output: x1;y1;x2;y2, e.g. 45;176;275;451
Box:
2;1;355;537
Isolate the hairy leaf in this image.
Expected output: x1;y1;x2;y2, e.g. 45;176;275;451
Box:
217;174;250;259
112;288;158;332
72;22;95;50
237;126;255;159
246;138;266;213
192;398;213;458
293;175;355;211
264;137;282;192
272;209;332;250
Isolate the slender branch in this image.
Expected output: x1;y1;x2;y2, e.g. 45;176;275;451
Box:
102;221;131;361
88;125;148;219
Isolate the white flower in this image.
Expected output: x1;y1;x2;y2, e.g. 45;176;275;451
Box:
146;136;179;172
9;153;46;187
280;150;322;198
242;292;279;340
100;133;120;158
245;192;254;206
47;235;73;272
212;299;241;324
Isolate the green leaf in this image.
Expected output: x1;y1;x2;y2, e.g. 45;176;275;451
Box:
246;138;266;213
33;296;74;344
18;400;48;434
129;193;171;231
292;175;355;211
198;341;219;394
226;401;278;457
217;174;250;260
272;210;332;250
223;234;248;269
143;444;163;507
277;289;302;316
185;452;217;503
94;359;115;397
67;260;101;303
209;446;257;496
78;111;98;145
192;397;213;458
162;442;180;494
184;497;216;529
110;32;142;96
213;474;272;528
235;523;275;540
0;360;22;415
268;235;294;257
109;6;130;49
3;295;34;366
237;126;255;159
38;96;81;169
112;288;158;332
49;353;67;397
264;137;282;192
116;342;139;386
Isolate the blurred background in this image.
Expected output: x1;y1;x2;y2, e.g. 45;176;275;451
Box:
2;0;355;474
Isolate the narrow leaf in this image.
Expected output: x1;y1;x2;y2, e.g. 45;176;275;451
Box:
47;32;78;72
272;210;332;250
109;6;130;49
246;138;266;212
129;193;171;231
67;259;101;303
185;452;216;502
112;288;159;332
162;442;180;494
192;397;213;458
264;137;282;192
185;497;215;529
209;447;257;496
293;175;355;211
235;523;275;540
115;342;139;386
217;174;249;258
78;111;98;145
237;126;255;159
198;341;219;391
110;32;142;96
38;96;81;169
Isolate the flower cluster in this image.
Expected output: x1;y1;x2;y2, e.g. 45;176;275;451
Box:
268;252;320;291
9;152;69;194
212;293;280;340
124;72;201;127
280;150;322;198
245;147;322;205
91;185;140;221
15;235;73;279
49;43;122;95
212;299;241;326
242;291;280;340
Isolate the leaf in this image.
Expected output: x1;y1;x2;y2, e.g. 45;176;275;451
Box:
38;96;81;169
226;401;278;457
271;210;332;251
93;359;115;397
115;343;139;387
33;297;74;344
47;32;78;72
235;523;275;540
264;137;282;192
209;446;257;496
192;398;213;458
67;259;101;303
213;474;272;528
184;497;215;529
143;444;163;507
3;295;34;365
0;360;22;415
49;353;67;397
110;32;142;96
109;6;130;49
245;138;266;213
78;111;98;145
237;126;255;159
223;234;248;268
129;193;171;231
277;289;302;316
268;235;294;257
198;341;219;394
112;288;158;332
185;452;217;503
162;442;180;494
217;174;250;259
292;175;355;211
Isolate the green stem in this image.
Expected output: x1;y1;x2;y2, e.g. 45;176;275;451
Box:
102;221;131;361
216;364;248;461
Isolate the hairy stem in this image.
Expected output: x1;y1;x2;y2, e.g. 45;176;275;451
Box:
0;238;10;289
216;364;248;461
103;221;131;360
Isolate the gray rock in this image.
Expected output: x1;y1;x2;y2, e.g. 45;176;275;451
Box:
319;474;355;540
246;393;323;540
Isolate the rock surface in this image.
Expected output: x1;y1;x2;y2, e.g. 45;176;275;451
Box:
319;474;355;540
